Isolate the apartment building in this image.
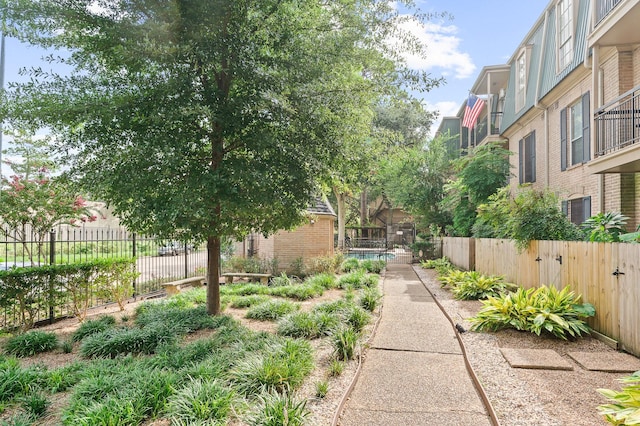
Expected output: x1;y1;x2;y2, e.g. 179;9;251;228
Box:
436;0;640;230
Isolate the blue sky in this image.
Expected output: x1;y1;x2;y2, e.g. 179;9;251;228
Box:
1;0;550;172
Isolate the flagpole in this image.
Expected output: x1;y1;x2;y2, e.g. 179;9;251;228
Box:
0;32;5;181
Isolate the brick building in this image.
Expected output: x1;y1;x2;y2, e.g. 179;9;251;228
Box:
436;0;640;230
233;197;336;272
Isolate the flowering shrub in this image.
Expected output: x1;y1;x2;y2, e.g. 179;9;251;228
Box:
0;170;97;263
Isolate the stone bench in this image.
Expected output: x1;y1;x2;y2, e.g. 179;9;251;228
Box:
222;272;271;285
161;276;205;295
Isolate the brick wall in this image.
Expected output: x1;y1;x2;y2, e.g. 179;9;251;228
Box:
272;215;335;272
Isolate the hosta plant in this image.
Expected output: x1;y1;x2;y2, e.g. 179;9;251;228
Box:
450;272;513;300
598;371;640;425
470;285;595;339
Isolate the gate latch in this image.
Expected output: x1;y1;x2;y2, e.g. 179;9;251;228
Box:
613;267;625;277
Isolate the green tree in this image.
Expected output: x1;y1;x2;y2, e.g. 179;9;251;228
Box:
2;0;433;314
375;134;453;232
442;142;511;236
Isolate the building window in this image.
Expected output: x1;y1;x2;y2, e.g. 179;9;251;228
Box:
557;0;573;70
519;131;536;184
516;52;526;110
570;99;583;165
560;92;590;170
562;197;591;225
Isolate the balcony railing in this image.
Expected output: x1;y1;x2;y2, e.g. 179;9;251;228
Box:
596;0;622;25
594;86;640;157
471;112;502;146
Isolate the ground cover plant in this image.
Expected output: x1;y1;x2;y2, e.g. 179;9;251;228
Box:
598;371;640;425
469;285;596;339
0;270;381;424
438;270;514;300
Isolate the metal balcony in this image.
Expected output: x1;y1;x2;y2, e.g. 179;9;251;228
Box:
594;86;640;157
596;0;622;25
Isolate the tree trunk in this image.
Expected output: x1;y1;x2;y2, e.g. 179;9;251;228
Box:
206;235;221;315
334;187;347;251
360;189;367;238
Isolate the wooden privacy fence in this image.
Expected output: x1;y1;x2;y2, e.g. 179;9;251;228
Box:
442;237;640;357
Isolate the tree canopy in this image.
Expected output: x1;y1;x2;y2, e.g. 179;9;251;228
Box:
1;0;439;313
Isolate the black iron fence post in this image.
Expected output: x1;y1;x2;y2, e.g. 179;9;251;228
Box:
184;240;188;279
132;233;137;300
49;229;56;324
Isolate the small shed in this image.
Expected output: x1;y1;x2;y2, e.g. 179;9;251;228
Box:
233;197;336;272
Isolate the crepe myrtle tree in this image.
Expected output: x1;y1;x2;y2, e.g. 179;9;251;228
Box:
1;0;438;314
0;171;97;264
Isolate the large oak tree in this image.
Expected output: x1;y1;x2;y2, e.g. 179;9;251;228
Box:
1;0;436;314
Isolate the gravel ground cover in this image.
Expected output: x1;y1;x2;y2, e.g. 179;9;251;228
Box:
414;265;626;426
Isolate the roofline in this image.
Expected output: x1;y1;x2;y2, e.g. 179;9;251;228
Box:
506;0;554;64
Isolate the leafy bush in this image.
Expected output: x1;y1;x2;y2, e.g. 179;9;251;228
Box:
448;271;513;300
345;306;371;332
245;300;300;321
276;311;339;339
269;272;295;287
72;316;117;342
232;339;314;395
268;283;324;300
420;257;453;274
220;283;270;297
332;327;359;361
4;331;58;357
79;324;176;358
135;305;224;334
304;273;338;290
165;377;235;425
359;286;382;312
0;358;42;403
340;257;361;273
306;254;342;275
437;269;468;288
474;187;584;249
470;285;595;339
360;259;386;274
598;371;640;425
338;270;368;289
582;212;628;242
228;295;271;309
19;392;49;419
246;391;310;426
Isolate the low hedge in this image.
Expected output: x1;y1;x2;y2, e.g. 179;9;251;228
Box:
0;258;137;331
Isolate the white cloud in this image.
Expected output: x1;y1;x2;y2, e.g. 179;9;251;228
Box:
396;17;476;79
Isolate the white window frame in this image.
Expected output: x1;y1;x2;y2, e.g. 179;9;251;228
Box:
516;51;526;111
570;98;583;165
557;0;574;71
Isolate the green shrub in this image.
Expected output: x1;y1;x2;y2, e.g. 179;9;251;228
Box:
269;272;295;287
582;211;629;242
267;283;324;300
345;306;371;333
19;392;49;419
72;316;117;342
245;300;300;321
470;285;595;339
304;273;338;289
166;378;234;425
328;360;344;377
332;327;359;361
229;295;271;309
233;339;314;395
420;257;453;274
79;324;176;358
359;286;382;312
135;305;223;334
598;371;640;425
246;391;310;426
220;283;270;297
449;271;513;300
315;380;329;398
306;254;342;275
338;270;368;289
0;360;43;403
360;259;385;274
276;311;339;339
340;257;361;273
4;331;58;357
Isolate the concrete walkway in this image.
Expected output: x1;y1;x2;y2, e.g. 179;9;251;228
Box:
337;264;492;426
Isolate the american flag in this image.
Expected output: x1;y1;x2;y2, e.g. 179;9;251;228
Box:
462;93;485;130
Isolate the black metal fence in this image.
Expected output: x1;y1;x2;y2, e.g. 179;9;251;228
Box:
1;225;207;329
594;85;640;157
343;225;415;264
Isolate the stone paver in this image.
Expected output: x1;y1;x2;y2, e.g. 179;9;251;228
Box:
568;351;640;372
500;348;573;370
